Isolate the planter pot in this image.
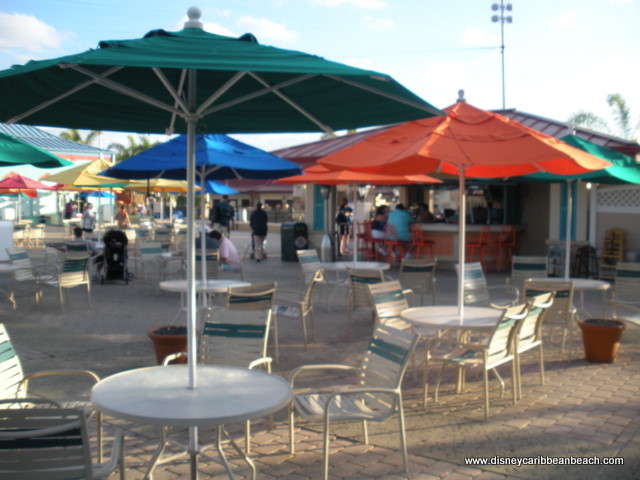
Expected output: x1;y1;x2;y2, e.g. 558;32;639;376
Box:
578;319;626;363
147;326;187;365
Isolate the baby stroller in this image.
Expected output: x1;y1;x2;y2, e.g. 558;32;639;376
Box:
101;230;130;284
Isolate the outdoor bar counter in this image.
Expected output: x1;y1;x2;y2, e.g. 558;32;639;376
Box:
418;223;525;265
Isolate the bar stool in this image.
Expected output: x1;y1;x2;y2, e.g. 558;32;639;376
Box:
411;224;435;259
466;225;491;271
356;221;371;261
493;225;515;272
383;223;406;264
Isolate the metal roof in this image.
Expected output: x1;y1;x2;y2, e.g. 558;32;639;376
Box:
0;123;113;160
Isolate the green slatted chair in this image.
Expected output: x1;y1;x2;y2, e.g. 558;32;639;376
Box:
456;262;519;309
226;283;279;363
289;324;419;480
64;241;91;256
6;248;57;307
0;323;104;462
510;255;548;299
195;249;221;280
523;279;576;355
399;258;437;305
433;303;530;421
0;400;124;480
367;280;413;331
512;289;555;400
346;267;385;337
296;249;344;309
605;262;640;326
40;255;91;311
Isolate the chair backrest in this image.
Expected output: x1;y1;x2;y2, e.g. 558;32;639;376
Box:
485;303;530;365
0;324;25;399
196;249;221;280
456;262;490;305
139;241;163;257
612;262;640;303
496;225;515;246
383;222;399;241
6;248;37;283
199;309;271;369
0;404;94;479
65;241;90;257
226;282;276;311
523;279;574;327
368;280;410;330
302;268;324;310
511;255;548;295
153;227;172;251
296;249;322;285
358;324;418;413
348;267;385;308
399;259;436;295
59;256;90;287
515;291;555;350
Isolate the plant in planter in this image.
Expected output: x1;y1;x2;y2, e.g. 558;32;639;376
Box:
147;325;188;364
578;318;626;363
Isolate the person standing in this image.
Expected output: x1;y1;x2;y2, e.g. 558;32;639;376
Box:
215;195;235;237
250;202;268;262
115;205;130;230
81;203;96;234
336;198;353;256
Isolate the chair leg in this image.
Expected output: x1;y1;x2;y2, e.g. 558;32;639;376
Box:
483;368;490;421
362;420;368;444
309;308;317;342
538;345;545;386
272;315;280;364
245;420;251;455
323;414;331;480
397;396;409;473
288;404;295;454
301;311;308;349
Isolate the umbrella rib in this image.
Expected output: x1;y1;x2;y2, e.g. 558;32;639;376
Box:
67;64;182;117
195;71;248;117
165;70;188;135
7;66;123;124
153;67;189;116
247;72;334;134
325;75;443;117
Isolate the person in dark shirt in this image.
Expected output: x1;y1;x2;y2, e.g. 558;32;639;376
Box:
250;202;268;262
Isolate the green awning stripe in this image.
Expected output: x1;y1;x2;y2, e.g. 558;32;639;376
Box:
371;290;404;304
368;337;408;365
203;322;266;338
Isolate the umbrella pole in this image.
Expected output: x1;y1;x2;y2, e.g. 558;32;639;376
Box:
564;180;573;279
186;71;197;391
457;167;467;319
199;170;207;288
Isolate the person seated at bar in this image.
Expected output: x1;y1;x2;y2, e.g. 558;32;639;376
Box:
387;204;413;242
419;203;435;223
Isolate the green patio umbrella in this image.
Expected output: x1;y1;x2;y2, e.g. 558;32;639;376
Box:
0;131;72;168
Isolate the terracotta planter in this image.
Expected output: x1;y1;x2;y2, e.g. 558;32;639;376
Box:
147;326;187;365
578;319;625;363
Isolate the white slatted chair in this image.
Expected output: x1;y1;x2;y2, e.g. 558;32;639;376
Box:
605;262;640;327
524;279;576;355
510;255;548;299
195;249;221;280
399;258;437;305
6;248;58;307
274;268;324;348
433;303;530;420
456;262;519;309
289;324;419;480
512;290;555;400
297;249;344;308
39;255;91;311
346;267;385;337
0;323;104;461
0;400;123;480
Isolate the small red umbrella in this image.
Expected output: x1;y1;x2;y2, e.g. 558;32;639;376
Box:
0;173;55;220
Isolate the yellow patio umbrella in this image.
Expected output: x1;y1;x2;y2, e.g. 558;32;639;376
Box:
123;179;196;193
41;159;130;189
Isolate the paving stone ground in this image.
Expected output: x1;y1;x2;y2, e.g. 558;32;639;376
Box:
3;226;639;479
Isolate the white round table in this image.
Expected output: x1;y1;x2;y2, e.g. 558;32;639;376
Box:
401;305;502;331
533;278;610;317
321;261;390;272
92;365;292;479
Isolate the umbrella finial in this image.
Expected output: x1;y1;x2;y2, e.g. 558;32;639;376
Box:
184;7;203;29
457;89;466;102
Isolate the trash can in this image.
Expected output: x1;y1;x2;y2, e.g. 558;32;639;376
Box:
281;222;308;261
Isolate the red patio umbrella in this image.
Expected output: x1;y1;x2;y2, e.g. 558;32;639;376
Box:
319;100;612;314
0;173;55;220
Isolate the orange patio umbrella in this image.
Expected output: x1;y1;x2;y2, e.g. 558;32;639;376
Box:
319;100;612;314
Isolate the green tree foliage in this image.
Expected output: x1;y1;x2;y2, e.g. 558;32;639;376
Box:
108;135;161;162
59;129;102;145
568;93;638;141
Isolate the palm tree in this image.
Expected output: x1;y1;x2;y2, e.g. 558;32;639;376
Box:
569;93;638;141
59;129;102;145
108;135;161;162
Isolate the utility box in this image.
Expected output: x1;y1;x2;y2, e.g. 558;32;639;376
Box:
281;222;308;261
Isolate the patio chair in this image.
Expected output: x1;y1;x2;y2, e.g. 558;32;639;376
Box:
153;226;173;251
346;267;385;337
512;289;555;400
289;324;419;480
0;323;104;461
5;247;46;308
195;249;221;280
296;248;341;308
456;262;519;309
492;225;516;272
399;258;437;305
0;400;124;480
274;268;324;348
39;255;91;311
605;262;640;327
510;255;548;298
225;282;279;363
523;279;576;355
432;302;530;421
466;225;491;271
410;223;435;259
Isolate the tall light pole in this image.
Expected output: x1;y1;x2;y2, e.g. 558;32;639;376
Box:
491;1;513;109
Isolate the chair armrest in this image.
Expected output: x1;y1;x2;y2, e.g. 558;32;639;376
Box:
248;356;273;372
162;352;187;365
486;285;520;309
402;288;415;306
289;364;359;387
21;370;100;394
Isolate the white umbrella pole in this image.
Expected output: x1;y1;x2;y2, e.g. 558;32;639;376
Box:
564;180;573;279
457;167;467;319
186;72;197;391
199;170;207;287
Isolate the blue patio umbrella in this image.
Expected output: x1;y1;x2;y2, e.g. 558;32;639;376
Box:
201;180;239;196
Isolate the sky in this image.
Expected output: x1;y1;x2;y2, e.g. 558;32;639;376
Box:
0;0;639;153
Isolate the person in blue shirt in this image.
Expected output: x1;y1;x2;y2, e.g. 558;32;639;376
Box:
387;204;413;242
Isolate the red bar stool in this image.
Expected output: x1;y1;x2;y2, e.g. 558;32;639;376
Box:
411;224;435;259
383;223;406;264
466;225;491;271
493;225;516;272
356;221;372;260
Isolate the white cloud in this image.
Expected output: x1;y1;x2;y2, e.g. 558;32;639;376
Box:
202;22;238;38
237;16;298;43
342;57;375;70
460;27;499;46
608;0;633;3
550;12;578;31
311;0;387;8
364;16;396;30
0;12;70;53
